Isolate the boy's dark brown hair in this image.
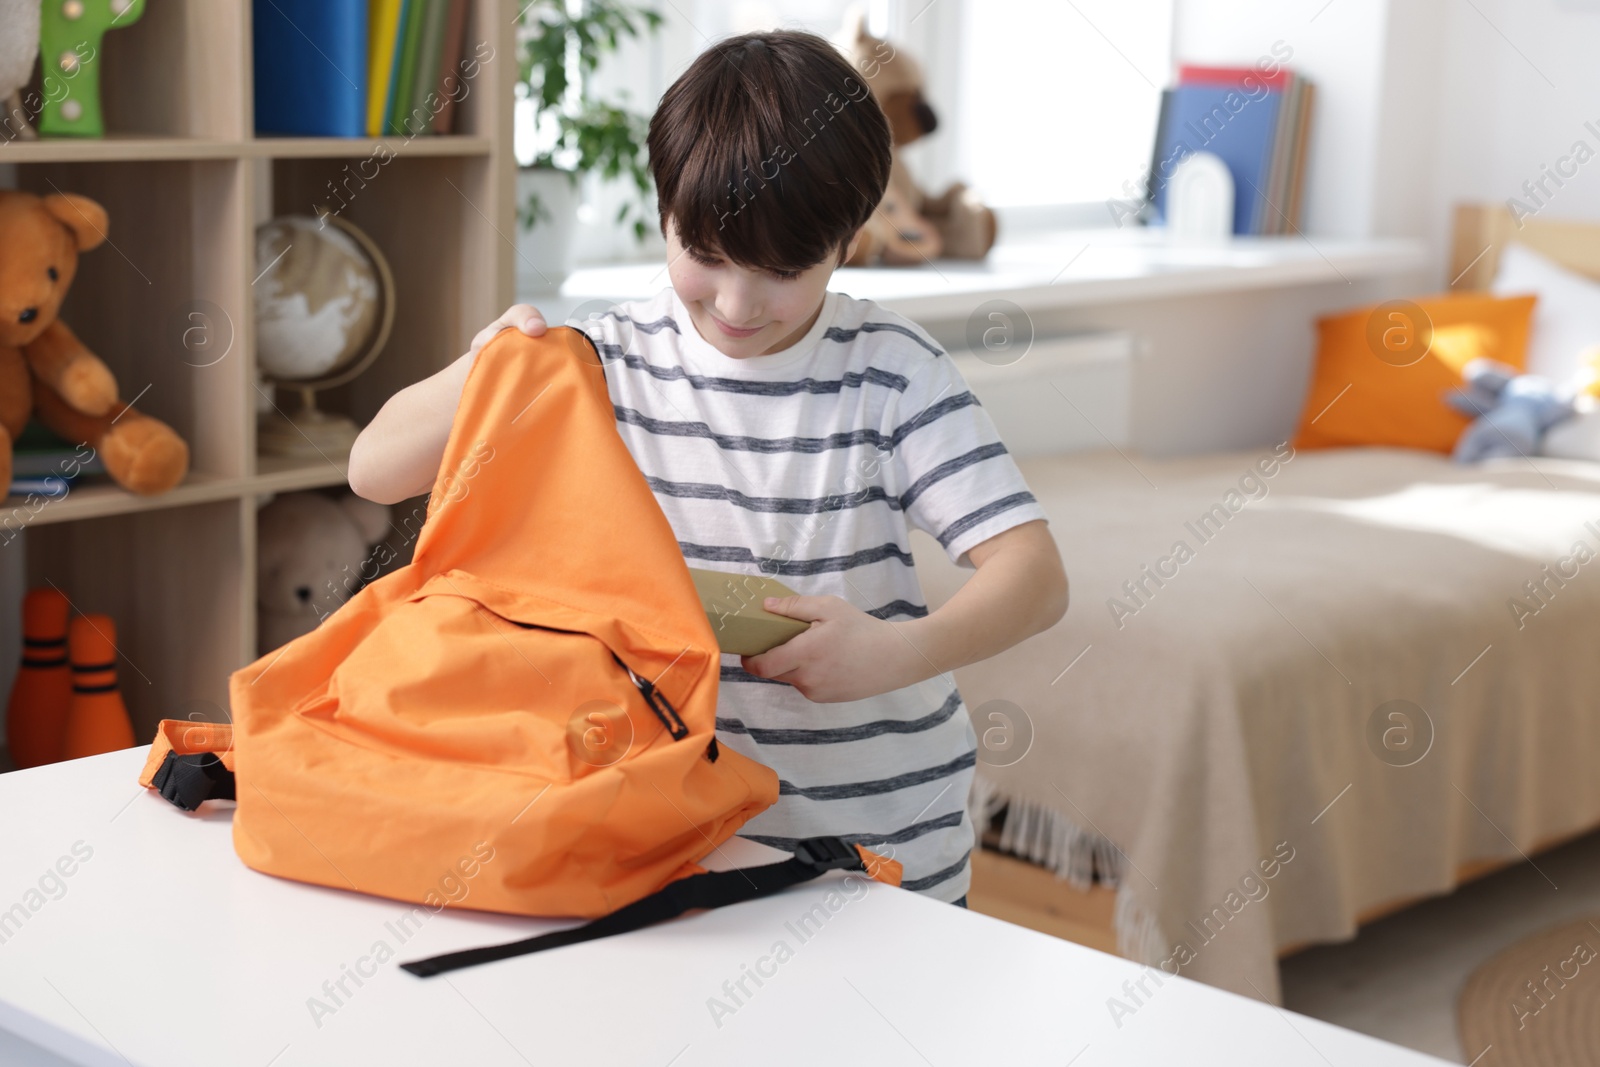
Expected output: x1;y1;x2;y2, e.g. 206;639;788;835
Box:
647;30;891;273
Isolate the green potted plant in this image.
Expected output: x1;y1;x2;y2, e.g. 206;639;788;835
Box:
515;0;663;290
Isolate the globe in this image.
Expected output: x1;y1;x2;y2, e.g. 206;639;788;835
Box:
255;216;382;381
252;215;395;458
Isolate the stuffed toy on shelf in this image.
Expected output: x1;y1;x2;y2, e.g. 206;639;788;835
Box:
0;0;40;140
257;490;393;656
834;11;998;267
0;189;189;495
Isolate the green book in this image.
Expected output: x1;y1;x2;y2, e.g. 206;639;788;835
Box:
386;0;431;136
380;0;412;135
408;0;453;134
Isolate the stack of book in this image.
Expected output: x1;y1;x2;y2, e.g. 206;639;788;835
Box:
9;421;107;499
1146;65;1315;236
253;0;475;139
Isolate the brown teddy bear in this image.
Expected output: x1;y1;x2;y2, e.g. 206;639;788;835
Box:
834;12;998;267
0;189;189;495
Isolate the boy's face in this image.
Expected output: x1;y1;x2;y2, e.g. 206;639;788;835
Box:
664;216;858;358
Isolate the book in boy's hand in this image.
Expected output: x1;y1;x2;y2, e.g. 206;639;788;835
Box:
689;568;811;656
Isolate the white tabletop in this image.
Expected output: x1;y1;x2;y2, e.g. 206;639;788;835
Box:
0;749;1450;1067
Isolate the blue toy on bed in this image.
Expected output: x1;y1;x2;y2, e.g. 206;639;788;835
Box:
1445;359;1576;463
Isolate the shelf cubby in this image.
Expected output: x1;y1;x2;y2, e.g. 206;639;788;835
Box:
16;158;252;481
98;0;249;140
23;498;248;740
0;0;515;762
268;152;504;432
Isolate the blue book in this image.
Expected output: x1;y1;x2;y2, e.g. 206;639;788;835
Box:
253;0;368;137
9;476;72;498
1150;83;1283;235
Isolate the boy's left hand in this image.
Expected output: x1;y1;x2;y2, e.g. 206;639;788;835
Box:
739;595;935;703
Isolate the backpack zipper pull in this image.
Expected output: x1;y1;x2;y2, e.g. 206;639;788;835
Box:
612;652;689;741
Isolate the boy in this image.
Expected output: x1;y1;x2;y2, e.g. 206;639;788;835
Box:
347;30;1068;905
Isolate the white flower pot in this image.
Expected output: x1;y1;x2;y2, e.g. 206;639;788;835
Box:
516;167;580;292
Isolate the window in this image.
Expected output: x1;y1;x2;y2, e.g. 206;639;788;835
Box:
681;0;890;39
665;1;1173;216
562;0;1175;262
912;0;1174;222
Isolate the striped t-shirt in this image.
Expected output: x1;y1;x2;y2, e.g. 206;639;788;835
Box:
577;285;1049;902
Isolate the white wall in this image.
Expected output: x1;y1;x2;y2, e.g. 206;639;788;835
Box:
1368;0;1448;247
1427;0;1600;274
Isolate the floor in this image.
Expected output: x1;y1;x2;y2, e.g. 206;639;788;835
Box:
1280;829;1600;1063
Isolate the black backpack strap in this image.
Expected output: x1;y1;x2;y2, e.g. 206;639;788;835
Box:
400;837;867;978
150;751;236;812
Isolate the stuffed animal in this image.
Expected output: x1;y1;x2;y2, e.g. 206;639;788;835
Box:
834;11;997;267
1543;403;1600;461
0;0;40;141
1571;344;1600;400
0;190;190;494
1535;345;1600;461
257;490;392;655
1445;359;1576;463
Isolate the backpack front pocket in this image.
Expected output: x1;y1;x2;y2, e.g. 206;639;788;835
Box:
295;571;681;782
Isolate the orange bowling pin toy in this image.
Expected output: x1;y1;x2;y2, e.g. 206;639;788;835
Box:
61;613;135;759
5;588;74;768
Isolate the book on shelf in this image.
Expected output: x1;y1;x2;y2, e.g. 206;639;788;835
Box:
10;476;71;498
253;0;475;140
8;420;107;498
431;0;472;134
366;0;406;137
253;0;369;138
1147;64;1315;236
387;0;429;136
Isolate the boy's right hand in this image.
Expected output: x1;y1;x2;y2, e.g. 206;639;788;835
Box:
468;304;548;360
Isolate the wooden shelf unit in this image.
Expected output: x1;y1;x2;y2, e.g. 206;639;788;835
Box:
0;135;497;164
0;0;515;747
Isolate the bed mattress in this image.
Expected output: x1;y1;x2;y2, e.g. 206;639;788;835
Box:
908;444;1600;1001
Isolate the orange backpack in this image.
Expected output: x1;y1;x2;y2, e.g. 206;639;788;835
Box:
138;327;899;976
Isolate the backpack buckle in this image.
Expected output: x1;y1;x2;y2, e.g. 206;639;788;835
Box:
793;837;865;873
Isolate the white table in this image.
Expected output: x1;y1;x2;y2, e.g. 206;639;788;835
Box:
0;750;1450;1067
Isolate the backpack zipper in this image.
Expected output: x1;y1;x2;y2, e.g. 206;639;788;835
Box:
609;650;689;741
503;618;691;741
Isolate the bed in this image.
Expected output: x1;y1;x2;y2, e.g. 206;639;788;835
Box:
908;205;1600;1003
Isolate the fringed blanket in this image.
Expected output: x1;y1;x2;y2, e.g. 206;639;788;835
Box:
915;446;1600;1002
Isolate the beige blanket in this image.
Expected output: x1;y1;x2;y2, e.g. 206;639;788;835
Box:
909;445;1600;1003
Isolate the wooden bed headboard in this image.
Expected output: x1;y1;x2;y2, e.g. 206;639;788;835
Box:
1451;203;1600;290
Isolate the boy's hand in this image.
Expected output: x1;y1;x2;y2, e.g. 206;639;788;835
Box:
468;304;547;359
740;595;937;703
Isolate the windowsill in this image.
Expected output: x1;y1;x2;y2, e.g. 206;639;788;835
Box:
521;227;1428;324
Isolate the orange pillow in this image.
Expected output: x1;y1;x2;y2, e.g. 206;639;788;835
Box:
1293;293;1537;453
